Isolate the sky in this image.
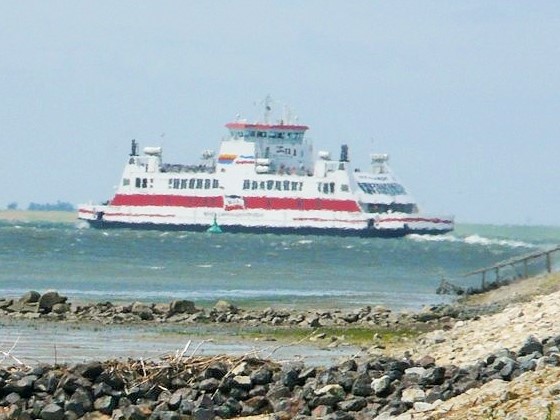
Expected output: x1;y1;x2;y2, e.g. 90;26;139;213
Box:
1;1;559;226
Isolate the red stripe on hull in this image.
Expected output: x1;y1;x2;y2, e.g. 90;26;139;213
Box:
244;196;361;212
110;194;361;213
111;194;224;208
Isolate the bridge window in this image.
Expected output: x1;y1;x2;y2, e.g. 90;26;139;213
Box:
189;179;196;189
243;179;250;190
204;179;211;189
252;181;258;190
212;179;219;188
275;181;282;191
266;180;274;190
196;179;203;189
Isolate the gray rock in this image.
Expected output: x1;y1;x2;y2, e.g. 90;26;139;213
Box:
232;375;252;389
199;378;220;392
371;375;392;397
214;397;242;418
157;411;181;420
122;404;150;420
241;396;272;416
250;366;273;385
337;396;367;412
401;387;426;404
94;395;117;414
64;388;93;417
40;403;64;420
51;303;70;314
204;361;228;379
192;407;214;420
19;291;41;304
518;335;543;357
351;373;373;397
38;291;67;313
7;375;37;397
168;300;196;315
213;300;238;314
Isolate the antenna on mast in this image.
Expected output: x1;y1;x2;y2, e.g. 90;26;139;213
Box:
263;94;272;123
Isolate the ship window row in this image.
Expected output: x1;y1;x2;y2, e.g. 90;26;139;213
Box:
317;182;336;194
242;179;304;192
365;203;417;214
134;177;153;188
168;178;220;190
232;130;304;141
358;182;406;196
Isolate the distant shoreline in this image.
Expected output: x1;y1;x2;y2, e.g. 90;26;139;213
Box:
0;209;77;223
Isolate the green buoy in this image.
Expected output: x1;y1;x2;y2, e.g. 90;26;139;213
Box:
207;214;222;233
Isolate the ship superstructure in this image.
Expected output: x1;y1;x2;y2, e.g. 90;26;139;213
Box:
78;102;453;236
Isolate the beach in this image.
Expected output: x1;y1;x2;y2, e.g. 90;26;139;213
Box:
2;272;560;418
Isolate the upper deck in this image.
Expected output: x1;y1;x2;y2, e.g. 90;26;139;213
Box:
225;122;308;143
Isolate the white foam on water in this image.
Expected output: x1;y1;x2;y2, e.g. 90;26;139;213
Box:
408;233;536;249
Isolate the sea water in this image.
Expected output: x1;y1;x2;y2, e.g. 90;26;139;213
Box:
1;220;558;311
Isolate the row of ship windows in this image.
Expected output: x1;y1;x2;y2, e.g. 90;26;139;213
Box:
243;179;304;192
358;182;406;196
232;131;304;140
123;178;153;188
242;179;350;194
122;178;220;190
317;182;350;194
168;178;220;190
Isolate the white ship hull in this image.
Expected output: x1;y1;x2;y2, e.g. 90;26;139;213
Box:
78;101;454;237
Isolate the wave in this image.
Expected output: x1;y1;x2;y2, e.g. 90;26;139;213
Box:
408;233;537;249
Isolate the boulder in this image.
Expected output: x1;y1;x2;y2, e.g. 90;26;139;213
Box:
213;300;238;314
38;291;67;313
19;291;41;304
168;300;197;315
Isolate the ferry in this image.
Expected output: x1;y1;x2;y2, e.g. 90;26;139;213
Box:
78;101;453;237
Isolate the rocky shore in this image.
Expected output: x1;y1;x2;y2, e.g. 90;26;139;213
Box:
0;290;486;333
1;273;560;419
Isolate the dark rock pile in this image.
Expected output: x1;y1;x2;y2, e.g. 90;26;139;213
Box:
0;291;474;331
1;335;559;419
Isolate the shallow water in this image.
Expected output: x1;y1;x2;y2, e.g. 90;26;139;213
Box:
0;319;358;367
0;220;558;311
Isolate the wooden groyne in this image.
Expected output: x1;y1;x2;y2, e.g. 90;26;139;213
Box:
437;245;560;295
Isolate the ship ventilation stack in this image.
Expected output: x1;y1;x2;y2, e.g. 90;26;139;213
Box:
340;144;349;162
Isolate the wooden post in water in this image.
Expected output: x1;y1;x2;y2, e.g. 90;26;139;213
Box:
546;251;552;273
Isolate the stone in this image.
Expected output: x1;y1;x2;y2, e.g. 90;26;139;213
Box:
401;387;426;404
337;397;367;412
38;291;67;313
6;375;36;397
168;299;196;315
417;355;436;368
518;335;544;357
74;361;104;380
213;300;238;313
122;404;151;420
204;361;228;379
40;403;64;420
351;373;373;397
240;396;272;416
250;366;273;385
372;375;392;397
51;303;70;314
199;378;220;392
19;291;41;304
65;388;93;417
232;375;252;389
94;395;117;415
130;302;154;321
